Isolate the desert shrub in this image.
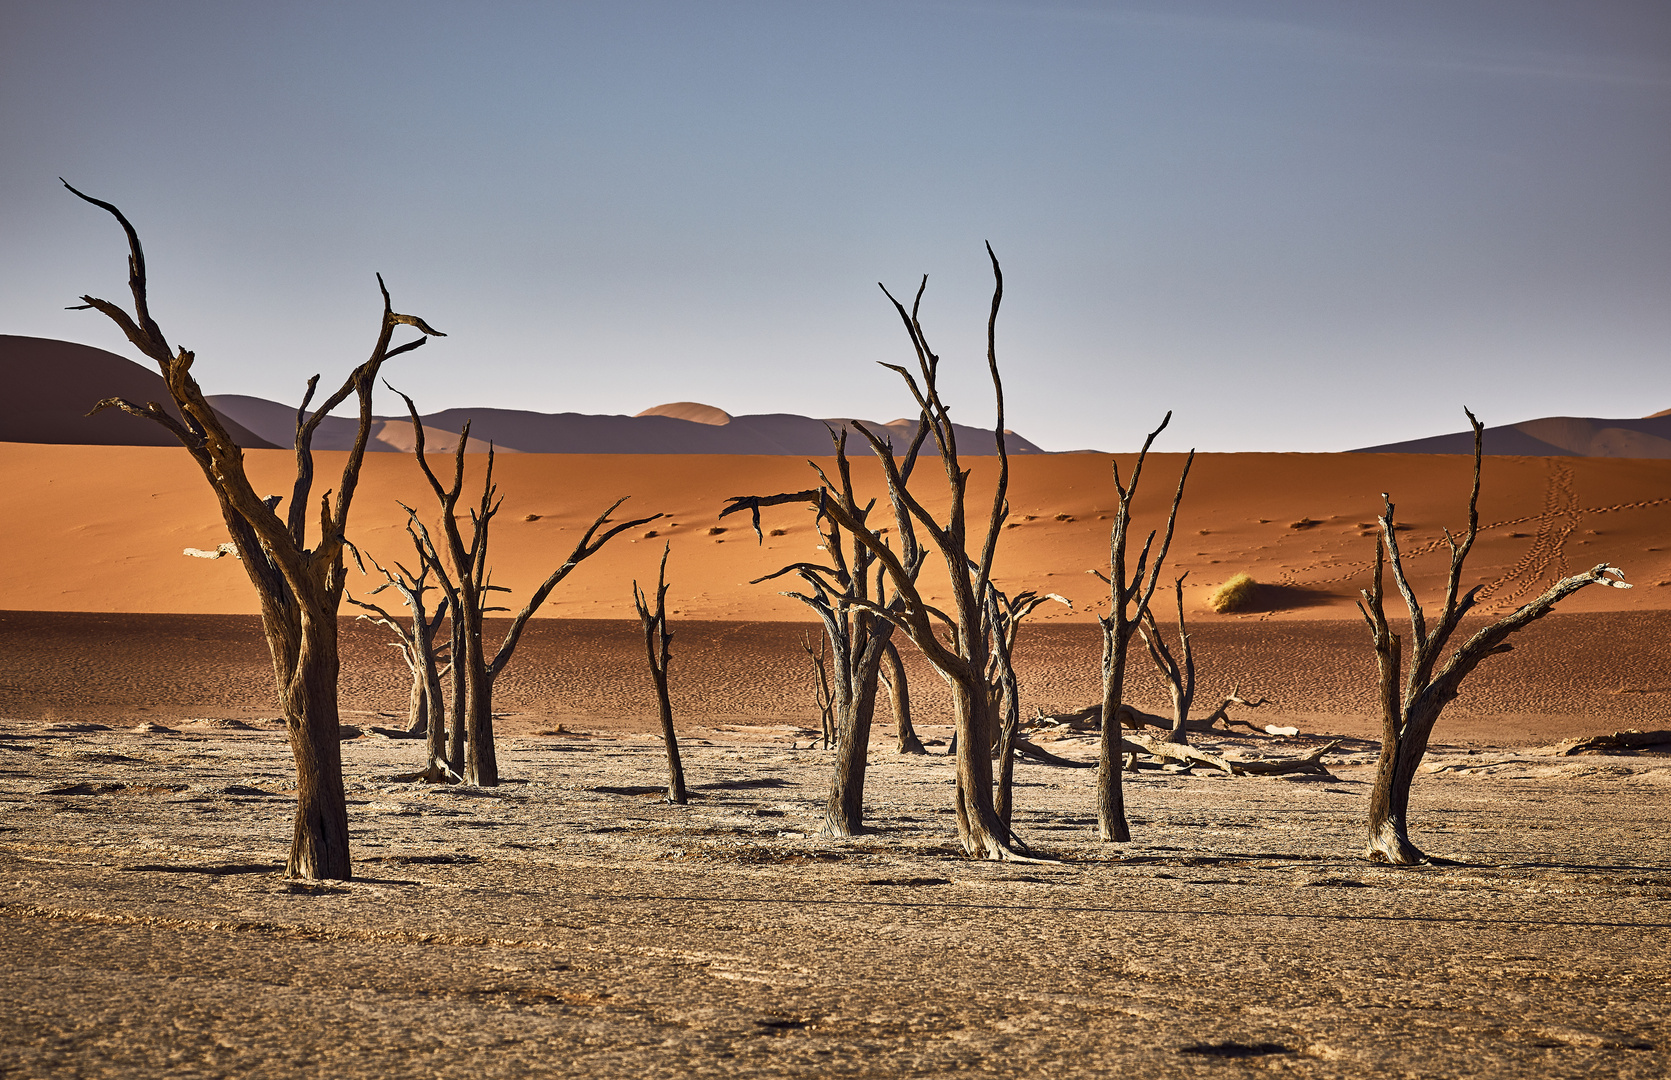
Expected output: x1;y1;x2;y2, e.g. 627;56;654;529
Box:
1210;573;1258;613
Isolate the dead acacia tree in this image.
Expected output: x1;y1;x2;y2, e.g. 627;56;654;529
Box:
879;640;927;754
66;183;442;879
346;533;457;782
1090;417;1194;842
633;544;686;804
1193;687;1271;733
726;247;1038;860
1359;409;1630;864
395;389;659;785
802;634;835;748
729;427;927;837
984;583;1070;827
1137;574;1194;745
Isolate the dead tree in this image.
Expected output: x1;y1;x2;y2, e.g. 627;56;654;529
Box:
725;247;1038;860
1137;574;1194;745
1358;409;1630;864
633;545;686;804
395;389;659;785
1090;417;1193;842
802;634;835;749
66;183;442;879
736;427;927;837
1195;687;1270;733
879;640;927;754
984;584;1070;827
346;532;457;783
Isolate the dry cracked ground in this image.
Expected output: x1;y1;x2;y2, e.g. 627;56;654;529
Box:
2;720;1669;1079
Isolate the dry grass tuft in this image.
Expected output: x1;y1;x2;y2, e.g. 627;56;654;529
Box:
1210;573;1259;613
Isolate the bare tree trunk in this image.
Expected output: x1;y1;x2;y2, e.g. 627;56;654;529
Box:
459;608;496;786
879;639;926;754
634;546;686;804
280;609;351;877
949;675;1017;858
994;707;1019;828
1095;625;1132;842
446;617;466;772
823;646;883;835
401;649;426;734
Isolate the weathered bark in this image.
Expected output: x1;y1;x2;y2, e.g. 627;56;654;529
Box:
1229;741;1340;775
1122;733;1234;774
1359;409;1631;864
879;639;927;754
633;545;685;804
67;182;443;878
395;393;658;786
1094;417;1193;842
993;708;1020;826
824;652;884;835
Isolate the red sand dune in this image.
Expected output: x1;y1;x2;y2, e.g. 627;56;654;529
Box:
0;335;277;449
4;441;1667;622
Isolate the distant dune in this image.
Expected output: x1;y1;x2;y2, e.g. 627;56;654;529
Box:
3;441;1665;622
0;335;277;449
1355;412;1671;458
0;335;1041;455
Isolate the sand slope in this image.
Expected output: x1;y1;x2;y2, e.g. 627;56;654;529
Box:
0;335;277;449
1355;411;1671;457
2;442;1668;622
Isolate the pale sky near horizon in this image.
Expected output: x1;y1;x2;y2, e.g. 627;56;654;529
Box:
2;1;1667;453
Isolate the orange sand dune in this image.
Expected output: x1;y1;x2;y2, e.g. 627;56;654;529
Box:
3;442;1667;621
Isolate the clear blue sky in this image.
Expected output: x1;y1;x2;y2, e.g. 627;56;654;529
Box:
3;1;1667;452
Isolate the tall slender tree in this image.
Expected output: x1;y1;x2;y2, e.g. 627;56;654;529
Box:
726;246;1037;860
633;544;686;804
1090;419;1193;842
65;182;443;879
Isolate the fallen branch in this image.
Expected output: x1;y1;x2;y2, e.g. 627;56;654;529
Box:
389;760;464;784
1553;729;1671;756
1013;738;1097;768
1227;740;1341;776
1123;733;1235;774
